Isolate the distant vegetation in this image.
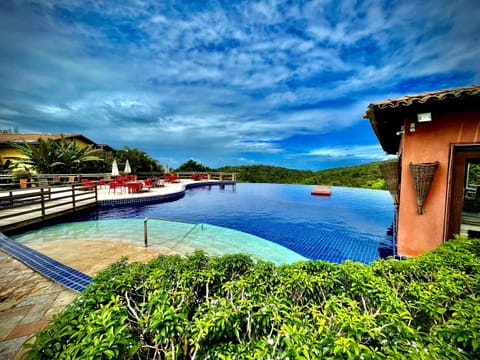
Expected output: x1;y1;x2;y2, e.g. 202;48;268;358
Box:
177;159;389;190
300;161;387;189
216;164;316;185
467;163;480;186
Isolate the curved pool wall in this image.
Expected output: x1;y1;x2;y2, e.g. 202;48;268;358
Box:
99;181;236;207
12;184;394;264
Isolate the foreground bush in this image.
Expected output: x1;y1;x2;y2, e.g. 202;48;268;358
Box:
26;237;480;359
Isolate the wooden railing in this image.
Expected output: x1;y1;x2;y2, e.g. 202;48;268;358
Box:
0;184;98;232
0;171;237;191
176;172;236;181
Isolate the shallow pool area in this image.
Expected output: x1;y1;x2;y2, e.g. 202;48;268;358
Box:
12;218;307;265
11;184;394;264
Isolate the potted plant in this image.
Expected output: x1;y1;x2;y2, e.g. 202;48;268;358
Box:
13;169;32;189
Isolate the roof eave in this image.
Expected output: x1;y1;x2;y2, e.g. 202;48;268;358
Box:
365;85;480;155
365;111;402;155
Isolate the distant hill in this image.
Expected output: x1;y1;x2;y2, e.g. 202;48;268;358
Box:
216;161;388;189
215;164;315;184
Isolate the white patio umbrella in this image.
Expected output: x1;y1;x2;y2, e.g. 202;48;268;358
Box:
124;159;132;175
111;159;119;177
164;163;170;174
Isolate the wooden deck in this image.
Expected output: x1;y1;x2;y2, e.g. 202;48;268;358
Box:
0;185;98;232
0;177;238;233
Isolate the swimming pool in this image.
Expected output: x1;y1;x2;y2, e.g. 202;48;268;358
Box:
12;184;394;264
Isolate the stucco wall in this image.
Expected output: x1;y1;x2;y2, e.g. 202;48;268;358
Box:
0;148;23;159
0;136;93;161
397;110;480;256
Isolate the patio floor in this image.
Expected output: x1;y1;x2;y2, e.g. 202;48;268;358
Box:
0;240;164;359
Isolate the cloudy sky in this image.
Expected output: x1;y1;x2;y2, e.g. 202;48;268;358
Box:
0;0;479;170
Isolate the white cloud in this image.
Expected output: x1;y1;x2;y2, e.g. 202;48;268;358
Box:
35;105;68;115
307;145;396;161
0;0;478;169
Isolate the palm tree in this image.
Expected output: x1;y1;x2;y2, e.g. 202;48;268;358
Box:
8;136;103;174
55;137;103;173
8;138;62;173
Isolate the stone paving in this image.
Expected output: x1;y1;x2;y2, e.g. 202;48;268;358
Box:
0;251;77;360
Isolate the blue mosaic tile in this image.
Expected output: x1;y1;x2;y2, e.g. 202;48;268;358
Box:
0;233;92;292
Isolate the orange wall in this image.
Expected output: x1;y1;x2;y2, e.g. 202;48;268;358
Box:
397;110;480;256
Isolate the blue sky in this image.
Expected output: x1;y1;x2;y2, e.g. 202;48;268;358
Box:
0;0;479;170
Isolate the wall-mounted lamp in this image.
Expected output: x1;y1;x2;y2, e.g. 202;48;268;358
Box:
417;112;432;122
409;122;416;133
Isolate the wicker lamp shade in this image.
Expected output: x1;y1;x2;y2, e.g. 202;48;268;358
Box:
379;160;400;205
409;161;439;214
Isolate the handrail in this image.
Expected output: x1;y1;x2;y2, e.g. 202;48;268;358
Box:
143;216;204;247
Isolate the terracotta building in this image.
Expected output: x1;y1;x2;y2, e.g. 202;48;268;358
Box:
365;84;480;257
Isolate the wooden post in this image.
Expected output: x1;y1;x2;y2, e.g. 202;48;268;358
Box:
72;184;76;210
40;188;46;219
144;219;148;247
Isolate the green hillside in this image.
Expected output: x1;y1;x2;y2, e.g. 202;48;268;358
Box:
301;161;387;189
216;164;315;184
216;161;389;189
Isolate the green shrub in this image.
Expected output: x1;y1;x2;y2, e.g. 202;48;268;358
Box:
25;240;480;359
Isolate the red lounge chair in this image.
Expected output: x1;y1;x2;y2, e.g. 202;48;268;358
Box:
127;182;142;193
164;174;180;182
81;179;96;190
192;173;208;181
109;181;121;194
142;178;153;191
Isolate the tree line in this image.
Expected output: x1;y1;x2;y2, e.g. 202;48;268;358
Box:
4;134;391;189
178;159;388;190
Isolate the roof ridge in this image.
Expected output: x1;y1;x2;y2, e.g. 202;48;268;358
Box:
364;84;480;117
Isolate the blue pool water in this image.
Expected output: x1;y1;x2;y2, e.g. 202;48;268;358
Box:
13;184;394;264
